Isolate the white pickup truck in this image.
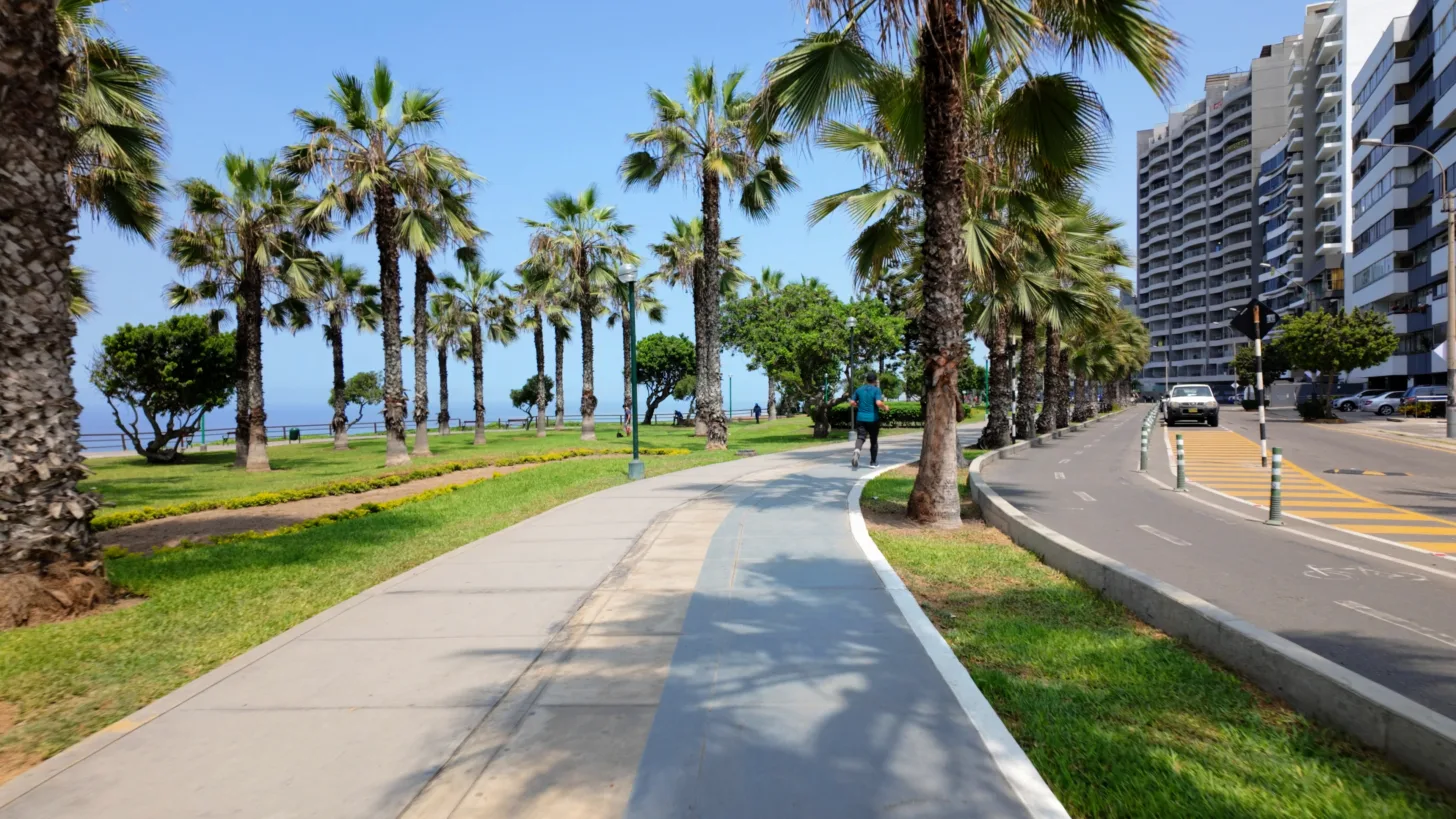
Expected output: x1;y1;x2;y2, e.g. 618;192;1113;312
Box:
1162;383;1220;427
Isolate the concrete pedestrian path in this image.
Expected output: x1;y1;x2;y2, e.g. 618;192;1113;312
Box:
0;426;1058;819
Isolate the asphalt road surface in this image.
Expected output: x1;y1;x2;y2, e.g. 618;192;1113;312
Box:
984;411;1456;719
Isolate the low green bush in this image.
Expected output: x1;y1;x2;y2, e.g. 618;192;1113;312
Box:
828;401;976;429
1240;398;1269;411
91;446;690;531
1297;397;1332;421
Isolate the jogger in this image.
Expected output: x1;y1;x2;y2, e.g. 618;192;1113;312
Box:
849;372;888;470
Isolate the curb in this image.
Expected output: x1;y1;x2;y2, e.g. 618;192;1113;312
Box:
967;409;1456;792
848;464;1071;819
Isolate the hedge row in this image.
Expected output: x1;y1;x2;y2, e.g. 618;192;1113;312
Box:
102;476;496;561
827;401;977;429
92;446;690;532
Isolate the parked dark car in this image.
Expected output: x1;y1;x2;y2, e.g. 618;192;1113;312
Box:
1402;385;1450;409
1214;387;1239;405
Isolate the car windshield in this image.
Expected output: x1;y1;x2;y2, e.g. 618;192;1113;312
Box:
1383;392;1402;399
1170;386;1213;398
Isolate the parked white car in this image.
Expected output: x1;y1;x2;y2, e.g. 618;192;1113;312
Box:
1337;389;1388;412
1359;391;1404;416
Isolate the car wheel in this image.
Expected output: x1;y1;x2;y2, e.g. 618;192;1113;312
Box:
1208;415;1219;427
1338;401;1353;412
1377;405;1394;416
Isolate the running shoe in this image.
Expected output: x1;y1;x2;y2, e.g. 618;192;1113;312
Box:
851;449;859;470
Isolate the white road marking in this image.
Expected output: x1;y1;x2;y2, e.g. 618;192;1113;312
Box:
1054;472;1065;480
1335;601;1456;649
1058;459;1071;464
1304;565;1427;581
1137;524;1191;546
1073;491;1096;502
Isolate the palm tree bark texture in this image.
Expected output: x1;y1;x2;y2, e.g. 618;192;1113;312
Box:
239;246;270;472
532;308;547;437
1014;317;1039;441
232;320;250;466
1036;324;1059;435
576;260;598;440
328;311;349;450
553;324;567;431
412;252;433;455
0;0;109;623
472;322;488;444
697;169;728;449
906;0;970;526
436;342;451;435
374;187;410;466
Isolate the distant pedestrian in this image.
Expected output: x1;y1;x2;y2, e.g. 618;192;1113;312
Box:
753;403;762;423
848;372;888;470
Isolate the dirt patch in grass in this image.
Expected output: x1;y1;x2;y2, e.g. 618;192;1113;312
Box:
99;462;542;555
0;562;113;631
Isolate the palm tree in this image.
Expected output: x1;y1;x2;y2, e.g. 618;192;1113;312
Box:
439;254;516;445
748;267;786;419
605;267;667;424
167;154;312;472
304;255;381;450
622;63;797;450
516;259;571;436
286;59;472;467
398;168;483;455
58;0;167;242
2;0;105;617
427;297;464;436
522;187;634;441
759;7;1177;523
647;215;747;435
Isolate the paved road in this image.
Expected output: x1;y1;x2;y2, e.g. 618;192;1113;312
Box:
984;412;1456;720
2;425;1053;818
1218;410;1456;523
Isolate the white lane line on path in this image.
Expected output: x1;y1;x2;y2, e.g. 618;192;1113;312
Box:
1073;491;1096;503
1138;524;1192;546
1058;459;1071;464
848;465;1072;819
1136;470;1456;583
1335;601;1456;650
1054;472;1066;480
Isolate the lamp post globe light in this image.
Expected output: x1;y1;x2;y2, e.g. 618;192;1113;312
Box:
1360;138;1456;439
621;263;645;480
846;315;858;442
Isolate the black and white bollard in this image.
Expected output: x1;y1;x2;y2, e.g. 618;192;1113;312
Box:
1139;426;1149;472
1266;447;1284;526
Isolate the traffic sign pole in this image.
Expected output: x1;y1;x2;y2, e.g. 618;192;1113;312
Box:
1253;305;1268;467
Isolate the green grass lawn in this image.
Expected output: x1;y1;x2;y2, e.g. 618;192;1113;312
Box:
82;416;847;516
863;468;1456;818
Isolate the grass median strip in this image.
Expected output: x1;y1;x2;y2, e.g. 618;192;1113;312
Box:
863;466;1456;818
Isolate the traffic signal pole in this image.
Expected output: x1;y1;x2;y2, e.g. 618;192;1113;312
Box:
1253;305;1268;467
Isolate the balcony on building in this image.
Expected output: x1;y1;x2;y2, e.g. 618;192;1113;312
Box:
1288;104;1304;128
1315;159;1339;184
1288;131;1304;151
1287;152;1304;173
1317;229;1341;255
1317;179;1341;208
1316;133;1341;160
1316;81;1342;112
1317;29;1342;65
1316;61;1341;89
1289;81;1305;104
1315;110;1341;136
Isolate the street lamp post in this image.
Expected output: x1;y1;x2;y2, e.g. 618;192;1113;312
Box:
847;316;858;442
622;264;644;480
1361;138;1456;439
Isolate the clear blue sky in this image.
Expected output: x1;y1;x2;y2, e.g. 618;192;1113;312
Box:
73;0;1313;435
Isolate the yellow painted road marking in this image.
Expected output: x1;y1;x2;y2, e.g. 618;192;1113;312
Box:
1167;427;1456;553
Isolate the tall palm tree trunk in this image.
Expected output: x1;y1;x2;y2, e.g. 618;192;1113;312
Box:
767;373;776;421
978;311;1014;450
533;310;547;438
412;252;432;456
374;187;409;467
907;0;969;526
472;324;487;445
240;253;270;472
553;324;566;431
578;259;597;441
232;313;250;467
1014;317;1038;441
698;172;728;450
1073;374;1092;421
1;0;107;623
328;313;349;450
1056;348;1071;429
436;343;450;435
1036;324;1058;435
690;260;708;437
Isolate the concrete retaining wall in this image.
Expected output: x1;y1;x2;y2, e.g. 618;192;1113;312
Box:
968;411;1456;791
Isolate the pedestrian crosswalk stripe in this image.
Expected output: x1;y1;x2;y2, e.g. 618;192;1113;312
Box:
1166;428;1456;553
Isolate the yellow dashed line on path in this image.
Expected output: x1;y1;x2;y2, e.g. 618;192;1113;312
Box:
1167;427;1456;553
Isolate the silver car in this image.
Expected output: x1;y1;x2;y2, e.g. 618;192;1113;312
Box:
1163;384;1220;426
1359;391;1404;416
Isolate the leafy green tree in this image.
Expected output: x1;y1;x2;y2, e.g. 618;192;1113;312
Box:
514;259;572;436
1278;309;1398;418
510;375;554;428
523;186;635;441
1232;340;1291;388
438;254;516;444
167;154;313;472
622;64;796;449
723;281;902;437
287;59;472;467
673;374;697;418
59;0;168;241
637;333;696;424
328;371;385;430
90;316;235;464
